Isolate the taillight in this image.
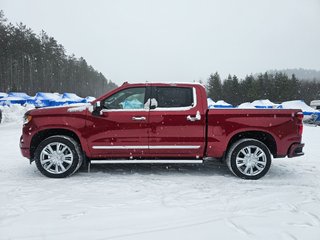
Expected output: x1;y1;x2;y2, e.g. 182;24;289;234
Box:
296;112;303;136
296;112;304;122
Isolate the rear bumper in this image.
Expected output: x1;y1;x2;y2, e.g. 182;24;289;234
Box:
288;143;304;158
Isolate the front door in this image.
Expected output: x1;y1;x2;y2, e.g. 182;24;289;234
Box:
86;87;150;158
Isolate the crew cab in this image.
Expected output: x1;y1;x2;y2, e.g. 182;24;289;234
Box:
20;82;304;179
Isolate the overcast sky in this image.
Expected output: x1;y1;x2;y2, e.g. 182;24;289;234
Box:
1;0;320;85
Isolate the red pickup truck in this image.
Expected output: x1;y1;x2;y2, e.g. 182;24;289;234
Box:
20;82;304;179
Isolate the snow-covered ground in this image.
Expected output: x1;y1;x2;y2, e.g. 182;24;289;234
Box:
0;122;320;240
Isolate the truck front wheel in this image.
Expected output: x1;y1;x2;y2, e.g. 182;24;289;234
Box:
226;139;271;180
34;135;83;178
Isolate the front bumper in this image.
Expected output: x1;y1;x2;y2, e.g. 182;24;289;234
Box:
20;135;31;159
288;143;304;158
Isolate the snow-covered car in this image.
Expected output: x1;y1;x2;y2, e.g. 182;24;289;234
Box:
310;100;320;110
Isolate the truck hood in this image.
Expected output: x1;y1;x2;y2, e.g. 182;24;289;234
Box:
28;103;93;117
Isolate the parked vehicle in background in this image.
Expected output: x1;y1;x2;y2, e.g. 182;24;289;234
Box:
310;100;320;110
20;82;304;180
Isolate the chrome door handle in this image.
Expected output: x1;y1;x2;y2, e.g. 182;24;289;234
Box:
187;111;201;122
132;116;146;121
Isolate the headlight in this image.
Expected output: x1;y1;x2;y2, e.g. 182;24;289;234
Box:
23;114;32;125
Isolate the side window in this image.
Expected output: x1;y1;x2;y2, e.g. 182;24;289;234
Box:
103;87;146;110
153;87;194;108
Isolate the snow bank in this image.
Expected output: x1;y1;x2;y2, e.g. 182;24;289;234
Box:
237;102;256;109
207;98;215;108
208;100;233;109
35;92;61;100
0;96;28;106
32;92;66;107
0;92;7;98
280;100;318;112
251;99;276;108
62;93;85;104
85;96;96;102
0;91;94;123
0;104;34;123
8;92;31;99
0;92;92;107
280;100;320;124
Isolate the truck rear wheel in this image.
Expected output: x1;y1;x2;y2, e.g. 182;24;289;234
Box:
226;138;271;180
34;135;83;178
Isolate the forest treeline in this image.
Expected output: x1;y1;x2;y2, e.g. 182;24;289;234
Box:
1;10;319;103
0;10;117;97
206;72;320;106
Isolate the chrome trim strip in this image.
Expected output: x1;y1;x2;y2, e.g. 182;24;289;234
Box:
90;159;203;164
92;145;201;150
149;145;200;149
93;146;148;149
101;109;149;112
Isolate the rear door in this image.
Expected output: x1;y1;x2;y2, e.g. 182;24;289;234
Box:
148;85;206;158
85;86;150;158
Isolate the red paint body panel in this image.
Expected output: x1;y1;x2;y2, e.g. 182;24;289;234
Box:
148;84;206;158
20;83;304;161
20;106;90;158
206;109;302;158
85;110;149;158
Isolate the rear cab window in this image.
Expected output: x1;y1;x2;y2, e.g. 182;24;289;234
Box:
151;86;195;110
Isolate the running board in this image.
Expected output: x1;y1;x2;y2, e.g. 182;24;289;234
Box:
90;159;203;164
88;159;203;173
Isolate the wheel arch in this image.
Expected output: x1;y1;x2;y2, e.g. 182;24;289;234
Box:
30;128;86;161
226;130;277;157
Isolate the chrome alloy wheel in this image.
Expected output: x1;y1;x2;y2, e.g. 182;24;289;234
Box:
40;142;74;174
235;145;267;176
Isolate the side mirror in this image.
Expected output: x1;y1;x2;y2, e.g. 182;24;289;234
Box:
92;101;103;116
150;98;158;110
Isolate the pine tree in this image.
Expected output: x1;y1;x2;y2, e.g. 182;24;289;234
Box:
231;75;240;105
240;75;257;102
222;74;233;103
0;11;117;96
206;72;222;100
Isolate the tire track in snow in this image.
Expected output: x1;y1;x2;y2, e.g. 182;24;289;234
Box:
225;218;253;238
93;217;225;240
283;232;298;240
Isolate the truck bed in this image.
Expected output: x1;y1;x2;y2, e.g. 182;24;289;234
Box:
206;108;303;158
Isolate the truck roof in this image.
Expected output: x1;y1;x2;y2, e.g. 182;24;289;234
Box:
122;81;204;86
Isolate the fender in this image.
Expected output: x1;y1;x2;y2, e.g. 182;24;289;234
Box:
31;125;91;156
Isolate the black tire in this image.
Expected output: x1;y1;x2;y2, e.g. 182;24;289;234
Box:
34;135;83;178
226;138;271;180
